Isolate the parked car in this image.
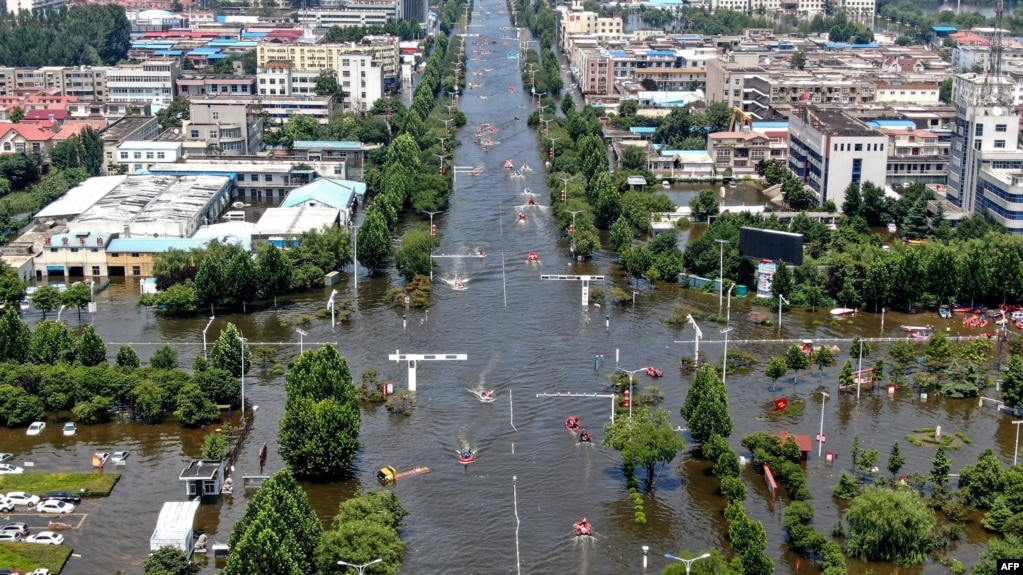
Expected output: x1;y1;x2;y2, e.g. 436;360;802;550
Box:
110;451;129;463
36;500;74;514
25;422;45;436
0;497;14;512
0;453;11;463
0;523;29;536
0;531;23;542
0;464;22;475
6;492;40;506
24;531;63;545
28;569;50;575
41;491;81;504
61;422;76;437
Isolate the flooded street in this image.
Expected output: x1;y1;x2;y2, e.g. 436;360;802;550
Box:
0;9;1013;575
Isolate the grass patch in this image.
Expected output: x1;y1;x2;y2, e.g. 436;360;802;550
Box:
906;428;967;450
0;473;120;496
906;434;923;446
0;542;72;573
766;398;806;420
956;431;973;444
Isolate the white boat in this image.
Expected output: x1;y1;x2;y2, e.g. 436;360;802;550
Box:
888;222;898;233
830;308;856;317
661;180;670;188
900;325;932;332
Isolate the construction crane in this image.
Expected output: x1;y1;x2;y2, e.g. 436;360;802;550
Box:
729;107;754;132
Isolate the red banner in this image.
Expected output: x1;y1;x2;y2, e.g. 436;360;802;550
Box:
774;397;788;411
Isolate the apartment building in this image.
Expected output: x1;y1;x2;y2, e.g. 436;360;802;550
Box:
707;122;789;177
257;36;401;91
100;115;161;174
258;61;319;96
559;2;623;43
872;80;940;105
5;0;63;13
116;141;184;173
339;53;383;112
576;50;612;95
182;98;265;156
787;106;887;208
106;60;181;109
870;122;949;186
176;75;257;98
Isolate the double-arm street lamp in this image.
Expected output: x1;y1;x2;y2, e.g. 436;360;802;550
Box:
239;335;248;414
202;316;215;361
665;553;711;575
619;368;646;419
337;559;382;575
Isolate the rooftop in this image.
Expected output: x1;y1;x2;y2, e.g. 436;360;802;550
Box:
293;140;364;150
148;162;294;174
101;116;157;143
254;206;340;236
179;460;223;480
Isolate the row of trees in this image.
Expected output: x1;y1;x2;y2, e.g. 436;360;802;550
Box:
0;5;130;67
49;126;104;177
146;232;350;315
324;18;425;42
0;311;250;428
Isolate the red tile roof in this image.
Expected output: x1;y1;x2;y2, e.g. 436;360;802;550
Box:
777;429;812;453
0;122;55;142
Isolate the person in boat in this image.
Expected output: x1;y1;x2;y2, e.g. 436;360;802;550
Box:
475;250;486;257
460;448;472;459
527;198;536;205
576;518;591;535
566;416;579;429
579;429;592;442
480;390;493;399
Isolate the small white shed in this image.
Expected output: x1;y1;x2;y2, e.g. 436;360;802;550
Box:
150;501;201;555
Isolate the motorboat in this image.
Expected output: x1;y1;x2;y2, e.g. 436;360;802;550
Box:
527;198;537;206
574;519;592;536
511;170;522;177
526;251;540;262
952;305;973;313
474;389;496;403
521;163;531;171
565;416;580;431
523;188;535;195
458;448;476;464
830;308;856;317
646;366;663;378
518;213;527;221
888;222;898;233
578;430;593;443
662;180;670;189
939;305;952;319
474;250;487;257
900;325;933;332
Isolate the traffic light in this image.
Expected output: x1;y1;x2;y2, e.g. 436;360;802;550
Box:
623;390;631;409
569;224;575;236
549;146;554;159
561;189;567;203
431;224;437;236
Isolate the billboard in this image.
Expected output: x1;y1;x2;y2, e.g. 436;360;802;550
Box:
738;227;804;266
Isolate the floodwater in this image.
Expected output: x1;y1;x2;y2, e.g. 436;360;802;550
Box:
0;9;1015;575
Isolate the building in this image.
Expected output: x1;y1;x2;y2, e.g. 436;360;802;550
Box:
870;121;949;186
339;53;383;112
148;161;314;200
707;122;789;177
106;60;182;109
176;75;257;98
182;98;265;156
281;178;366;224
253;206;341;246
5;0;63;14
116;141;184;173
258;61;319;97
399;0;426;25
99;115;161;174
178;460;226;501
0;123;55;156
576;49;612;95
257;36;401;91
787;106;887;208
150;501;201;556
872;80;941;105
36;231;114;278
105;237;212;277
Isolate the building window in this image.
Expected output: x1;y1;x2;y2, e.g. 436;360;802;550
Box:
157;152;165;159
131;266;141;275
110;253;119;257
854;143;863;151
133;152;141;159
997;124;1008;132
190;130;199;138
119;152;128;160
146;152;154;160
996;140;1007;148
264;174;273;182
237;173;245;181
212;112;219;120
91;266;100;275
976;124;984;137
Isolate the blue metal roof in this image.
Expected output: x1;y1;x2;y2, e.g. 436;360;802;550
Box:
241;32;267;38
629;127;656;134
153;50;184;56
866;120;916;128
294;140;363;150
825;42;880;49
609;50;627;57
674;35;702;41
752;121;788;129
282;178;366;210
647;50;675;56
932;26;958;33
190;48;221;54
207;54;230;59
106;237;211;253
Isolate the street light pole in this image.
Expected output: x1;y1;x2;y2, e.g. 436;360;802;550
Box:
726;283;734;326
559;175;576;202
857;339;864;400
239;336;248;414
818;391;830;458
202;316;215;361
327;289;337;331
436;136;450;153
57;304;66;322
337;558;382;575
620;368;645;419
665;552;711;575
423;210;443;281
714;239;728;314
296;328;307;354
721;327;733;385
778;294;790;330
1014;420;1023;466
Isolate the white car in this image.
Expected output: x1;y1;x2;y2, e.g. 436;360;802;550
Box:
0;463;22;474
26;421;45;435
62;422;76;436
25;531;63;545
0;497;13;512
29;569;51;575
0;531;23;542
36;500;75;514
111;451;130;463
0;453;11;462
6;492;41;506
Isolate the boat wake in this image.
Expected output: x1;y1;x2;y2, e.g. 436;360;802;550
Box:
442;276;469;291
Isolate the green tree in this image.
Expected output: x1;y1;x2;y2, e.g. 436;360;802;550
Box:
314;69;345;108
131;379;164;423
356;209;391;271
765;357;787;390
0;384;44;427
72;395;111;425
209;323;251;378
256;243;292;309
887;441;906;479
834;471;859;499
925;331;954;367
174;382;220;427
317;520;403;575
9;106;24;124
61;282;92;322
1002;355;1023;411
202;430;228;460
150;344;178;370
226;468;321;575
785;344;809;386
31;285;61;319
812;346;833;376
602;405;686;491
193;367;240;406
144;546;190;575
688;189;719;221
771;260;793;300
278;345;361;478
0;308;30;363
725;503;774;575
902;195;931;240
932;446;952;488
29;320;76;365
115;345;140;368
939;77;953;104
193;255;226;314
76;325;106;367
791;49;807;70
156;97;190;129
959;449;1005;509
844;487;935;565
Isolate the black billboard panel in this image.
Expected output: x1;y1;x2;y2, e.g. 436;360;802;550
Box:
738;227;804;266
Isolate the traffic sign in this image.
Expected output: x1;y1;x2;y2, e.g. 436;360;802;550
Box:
816;433;827;443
